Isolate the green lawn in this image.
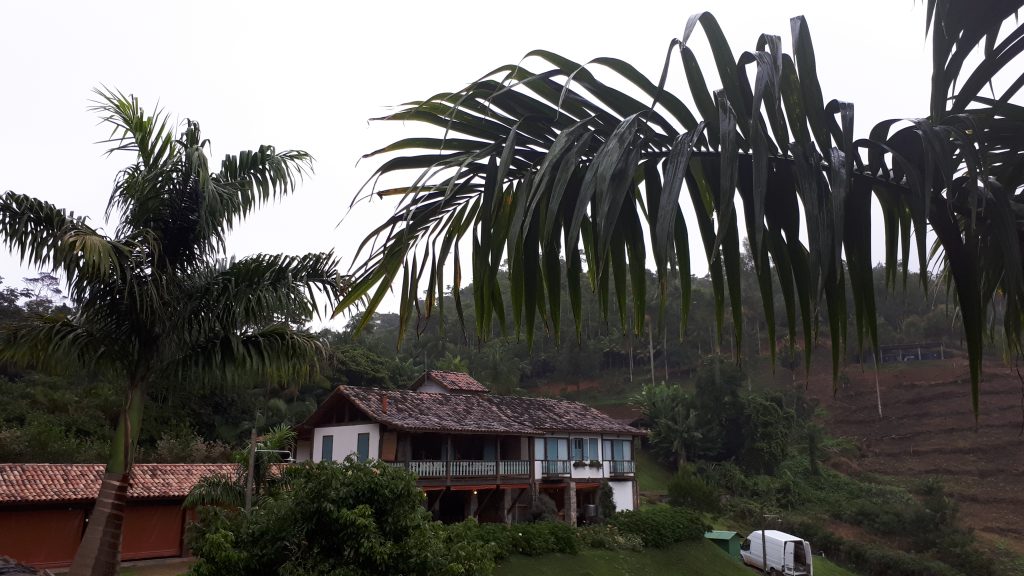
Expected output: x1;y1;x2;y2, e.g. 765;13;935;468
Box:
494;540;750;576
813;557;861;576
635;448;673;494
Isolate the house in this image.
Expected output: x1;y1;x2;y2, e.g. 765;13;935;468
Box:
0;463;236;570
295;370;644;524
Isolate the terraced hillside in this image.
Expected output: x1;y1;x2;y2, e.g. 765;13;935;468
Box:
794;357;1024;550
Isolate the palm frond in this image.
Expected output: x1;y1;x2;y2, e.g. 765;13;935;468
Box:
345;4;1024;414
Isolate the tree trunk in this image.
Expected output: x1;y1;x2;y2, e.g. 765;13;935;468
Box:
69;383;145;576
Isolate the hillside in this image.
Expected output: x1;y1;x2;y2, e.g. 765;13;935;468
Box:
773;356;1024;551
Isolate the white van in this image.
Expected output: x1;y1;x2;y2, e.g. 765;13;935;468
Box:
740;529;813;575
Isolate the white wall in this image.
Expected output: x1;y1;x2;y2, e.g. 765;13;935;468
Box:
416;379;448;393
313;423;380;463
609;480;635;512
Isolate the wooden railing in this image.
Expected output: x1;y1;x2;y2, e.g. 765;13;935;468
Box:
609;460;635;475
540;460;571;476
386;460;530;478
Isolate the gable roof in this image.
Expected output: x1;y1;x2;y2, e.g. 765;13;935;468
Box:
299;385;642;436
413;370;489;393
0;463;237;505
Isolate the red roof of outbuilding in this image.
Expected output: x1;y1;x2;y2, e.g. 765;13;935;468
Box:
413;370;489;393
0;463;237;505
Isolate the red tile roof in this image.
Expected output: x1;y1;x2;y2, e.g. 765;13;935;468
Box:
414;371;489;393
0;463;237;505
300;385;643;436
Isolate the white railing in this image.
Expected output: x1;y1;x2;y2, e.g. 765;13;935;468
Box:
541;460;571;475
387;459;531;478
450;460;496;477
609;460;635;475
498;460;530;476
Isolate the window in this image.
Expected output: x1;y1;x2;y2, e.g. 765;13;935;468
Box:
321;435;334;462
603;439;633;461
356;433;370;462
741;539;751;552
541;437;568;460
572;437;601;460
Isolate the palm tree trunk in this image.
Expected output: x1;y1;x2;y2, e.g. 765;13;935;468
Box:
70;383;145;576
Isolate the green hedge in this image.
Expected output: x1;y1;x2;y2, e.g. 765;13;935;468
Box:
782;519;963;576
607;505;709;548
444;520;579;559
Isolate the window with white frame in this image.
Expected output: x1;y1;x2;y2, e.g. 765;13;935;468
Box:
572;437;600;461
535;437;569;460
602;439;633;461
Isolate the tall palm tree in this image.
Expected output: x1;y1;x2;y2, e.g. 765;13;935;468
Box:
342;1;1024;414
0;89;344;576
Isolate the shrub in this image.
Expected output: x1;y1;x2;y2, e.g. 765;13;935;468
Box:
597;481;616;519
443;519;578;559
187;460;495;576
667;467;719;513
576;524;643;551
529;492;559;522
608;505;708;548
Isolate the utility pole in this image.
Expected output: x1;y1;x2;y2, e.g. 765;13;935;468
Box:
245;426;256;512
647;319;656;385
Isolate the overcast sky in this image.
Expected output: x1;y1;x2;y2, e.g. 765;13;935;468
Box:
0;1;932;326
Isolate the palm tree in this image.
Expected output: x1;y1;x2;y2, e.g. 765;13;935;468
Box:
0;89;344;576
184;424;297;509
342;1;1024;415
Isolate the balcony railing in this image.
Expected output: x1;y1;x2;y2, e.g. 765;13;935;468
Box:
609;460;635;475
540;460;571;476
386;460;531;478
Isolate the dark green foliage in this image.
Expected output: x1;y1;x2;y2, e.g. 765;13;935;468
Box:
781;519;964;576
575;525;644;552
187;460;495;576
666;467;719;513
597;481;616;519
737;394;795;475
529;492;559;522
607;505;708;548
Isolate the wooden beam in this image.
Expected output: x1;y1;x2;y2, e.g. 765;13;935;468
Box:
505;487;526;517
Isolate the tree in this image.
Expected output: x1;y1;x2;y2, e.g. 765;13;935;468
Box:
186;460;494;576
343;2;1024;414
0;89;343;576
183;424;296;509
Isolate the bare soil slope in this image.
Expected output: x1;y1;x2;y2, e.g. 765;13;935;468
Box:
793;357;1024;548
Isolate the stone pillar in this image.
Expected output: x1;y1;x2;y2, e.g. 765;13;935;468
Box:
565;480;577;525
469;490;479;519
502;488;512;524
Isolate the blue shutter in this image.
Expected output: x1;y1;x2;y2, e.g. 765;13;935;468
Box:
588;438;599;460
321;435;334;462
357;433;370;462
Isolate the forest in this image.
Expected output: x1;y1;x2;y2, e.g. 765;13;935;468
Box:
0;245;973;465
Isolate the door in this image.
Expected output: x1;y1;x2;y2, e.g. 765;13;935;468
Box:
0;507;84;569
121;503;184;561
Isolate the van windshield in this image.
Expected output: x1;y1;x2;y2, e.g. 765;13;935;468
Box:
741;539;750;551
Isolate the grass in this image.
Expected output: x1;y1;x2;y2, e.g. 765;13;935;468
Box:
635;448;673;494
494;540;750;576
813;556;861;576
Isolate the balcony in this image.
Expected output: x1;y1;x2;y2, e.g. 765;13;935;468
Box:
540;460;571;476
608;460;635;476
386;460;531;479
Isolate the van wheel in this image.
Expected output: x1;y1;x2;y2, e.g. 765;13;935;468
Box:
767;570;779;576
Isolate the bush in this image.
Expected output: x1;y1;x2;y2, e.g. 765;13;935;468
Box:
187;460;495;576
597;481;616;519
529;492;559;522
781;518;964;576
667;467;719;513
608;505;708;548
443;519;578;559
576;524;643;551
